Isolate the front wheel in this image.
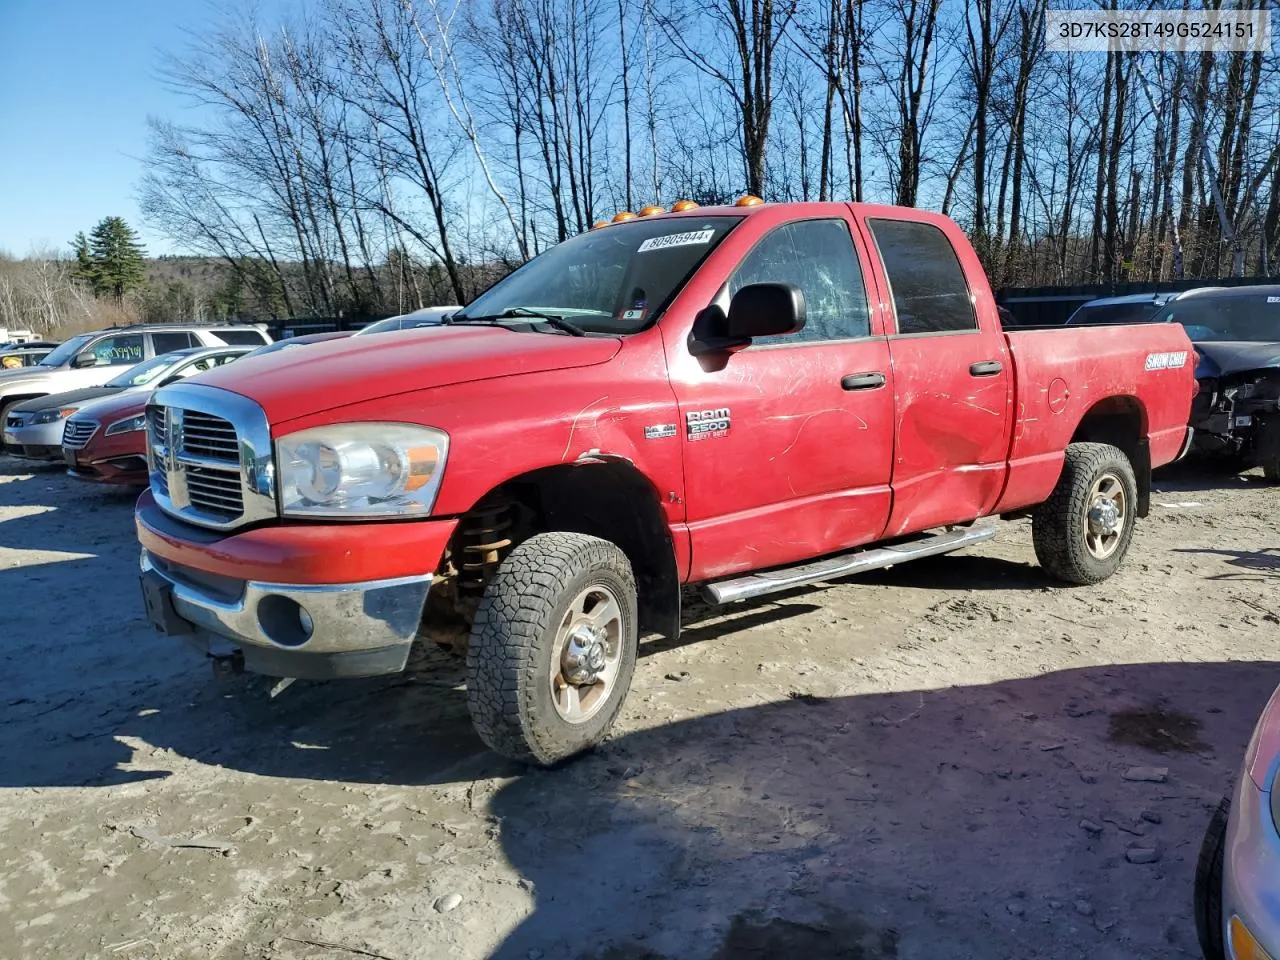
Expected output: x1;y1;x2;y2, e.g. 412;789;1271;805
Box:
466;531;639;766
1032;441;1138;585
1193;795;1230;960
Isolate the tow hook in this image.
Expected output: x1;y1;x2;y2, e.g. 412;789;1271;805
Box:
209;650;244;678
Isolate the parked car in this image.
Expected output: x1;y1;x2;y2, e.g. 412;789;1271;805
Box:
0;323;272;428
354;306;459;336
58;347;255;482
4;346;250;460
133;198;1196;766
1195;681;1279;960
1153;286;1280;476
1;344;56;369
1064;291;1190;326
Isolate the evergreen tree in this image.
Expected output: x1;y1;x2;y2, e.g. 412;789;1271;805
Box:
70;231;97;289
77;217;147;298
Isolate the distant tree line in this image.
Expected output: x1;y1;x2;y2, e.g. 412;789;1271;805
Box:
118;0;1275;319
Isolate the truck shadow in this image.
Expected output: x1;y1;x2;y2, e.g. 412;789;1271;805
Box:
1174;546;1280;583
485;660;1279;960
1152;460;1271;493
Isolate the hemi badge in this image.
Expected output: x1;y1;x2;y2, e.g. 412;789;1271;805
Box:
644;424;677;439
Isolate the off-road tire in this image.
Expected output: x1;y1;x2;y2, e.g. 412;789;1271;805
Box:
1193;794;1230;960
465;531;638;766
1032;441;1138;585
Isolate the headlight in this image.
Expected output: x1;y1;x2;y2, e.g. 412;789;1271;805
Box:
276;422;448;518
105;413;147;436
32;406;78;424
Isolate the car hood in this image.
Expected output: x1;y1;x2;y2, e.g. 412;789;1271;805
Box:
73;390;148;425
10;385;121;413
1192;341;1280;379
190;325;623;424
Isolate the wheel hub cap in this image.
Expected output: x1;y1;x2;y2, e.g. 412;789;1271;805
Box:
1088;497;1120;535
563;625;608;685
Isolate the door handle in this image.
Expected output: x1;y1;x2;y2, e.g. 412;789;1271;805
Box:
841;371;886;391
969;361;1003;377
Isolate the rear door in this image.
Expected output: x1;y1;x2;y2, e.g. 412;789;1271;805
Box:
858;215;1014;537
669;213;896;582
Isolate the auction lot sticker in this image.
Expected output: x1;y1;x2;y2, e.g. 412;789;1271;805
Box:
638;229;715;253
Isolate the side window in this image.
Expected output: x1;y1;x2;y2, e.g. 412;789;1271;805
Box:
867;219;978;335
89;334;145;366
728;219;871;345
212;329;270;346
151;332;196;354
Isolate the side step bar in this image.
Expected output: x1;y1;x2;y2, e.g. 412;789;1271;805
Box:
701;524;999;605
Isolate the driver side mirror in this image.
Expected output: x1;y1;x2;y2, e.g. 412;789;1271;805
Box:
689;282;807;357
71;353;98;369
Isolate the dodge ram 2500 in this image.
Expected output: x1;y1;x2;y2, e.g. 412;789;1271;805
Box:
134;199;1198;766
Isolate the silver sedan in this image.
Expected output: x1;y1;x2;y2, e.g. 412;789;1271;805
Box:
1197;682;1280;960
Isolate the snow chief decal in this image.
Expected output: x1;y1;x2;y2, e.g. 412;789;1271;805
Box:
637;228;715;253
1144;350;1188;371
686;407;730;441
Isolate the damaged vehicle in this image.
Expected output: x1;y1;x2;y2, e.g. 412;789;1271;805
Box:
1154;286;1280;478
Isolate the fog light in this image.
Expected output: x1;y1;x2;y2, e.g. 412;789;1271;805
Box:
1230;915;1273;960
298;607;314;638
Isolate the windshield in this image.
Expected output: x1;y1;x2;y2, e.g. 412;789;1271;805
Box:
1160;294;1280;342
38;333;94;367
105;352;188;388
1067;301;1163;326
458;216;743;334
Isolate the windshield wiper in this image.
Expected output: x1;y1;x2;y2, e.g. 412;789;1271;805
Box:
446;307;586;337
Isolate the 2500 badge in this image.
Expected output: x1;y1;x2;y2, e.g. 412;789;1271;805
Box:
686;407;731;441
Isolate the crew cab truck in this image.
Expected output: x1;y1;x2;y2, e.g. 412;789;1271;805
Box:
134;199;1197;766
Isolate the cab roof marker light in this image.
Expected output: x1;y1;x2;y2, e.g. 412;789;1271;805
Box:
671;199;699;212
735;195;764;207
639;205;666;216
612;211;638;223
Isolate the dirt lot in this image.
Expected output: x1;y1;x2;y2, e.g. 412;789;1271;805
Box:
2;457;1278;960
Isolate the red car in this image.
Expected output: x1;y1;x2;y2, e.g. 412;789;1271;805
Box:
134;199;1197;766
65;331;353;487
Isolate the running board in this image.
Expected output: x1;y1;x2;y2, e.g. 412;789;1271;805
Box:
701;524;999;605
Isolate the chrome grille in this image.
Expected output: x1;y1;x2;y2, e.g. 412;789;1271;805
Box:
146;384;275;532
61;418;99;449
181;410;239;460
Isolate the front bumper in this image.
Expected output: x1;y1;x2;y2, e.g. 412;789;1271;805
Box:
134;490;458;679
140;549;433;679
1222;766;1280;959
3;419;68;459
67;429;148;485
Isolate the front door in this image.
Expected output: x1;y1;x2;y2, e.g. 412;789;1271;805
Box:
666;215;896;582
858;215;1014;537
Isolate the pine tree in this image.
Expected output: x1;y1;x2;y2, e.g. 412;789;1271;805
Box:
82;217;147;299
70;231;97;289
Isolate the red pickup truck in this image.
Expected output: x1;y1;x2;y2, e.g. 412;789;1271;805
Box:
135;199;1196;766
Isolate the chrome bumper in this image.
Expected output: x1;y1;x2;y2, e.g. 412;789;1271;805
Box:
1222;769;1280;958
139;549;432;678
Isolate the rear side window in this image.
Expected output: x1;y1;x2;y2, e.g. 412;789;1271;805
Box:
867;219;977;335
210;329;270;346
729;218;871;345
152;332;196;353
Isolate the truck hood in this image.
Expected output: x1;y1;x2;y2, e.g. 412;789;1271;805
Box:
10;385;121;413
192;324;623;424
1193;341;1280;379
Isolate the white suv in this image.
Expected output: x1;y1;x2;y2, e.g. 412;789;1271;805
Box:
0;323;273;423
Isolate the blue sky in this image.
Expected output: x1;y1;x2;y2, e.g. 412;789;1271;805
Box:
0;0;237;257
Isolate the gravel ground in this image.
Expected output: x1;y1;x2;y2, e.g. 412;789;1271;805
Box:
2;457;1278;960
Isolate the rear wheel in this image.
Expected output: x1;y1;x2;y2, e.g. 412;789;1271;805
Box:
1032;442;1138;585
1193;794;1230;960
465;531;638;766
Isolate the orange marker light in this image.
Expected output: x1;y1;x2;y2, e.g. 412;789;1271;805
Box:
735;195;764;207
671;199;699;212
612;211;638;222
592;220;609;229
639;205;666;216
